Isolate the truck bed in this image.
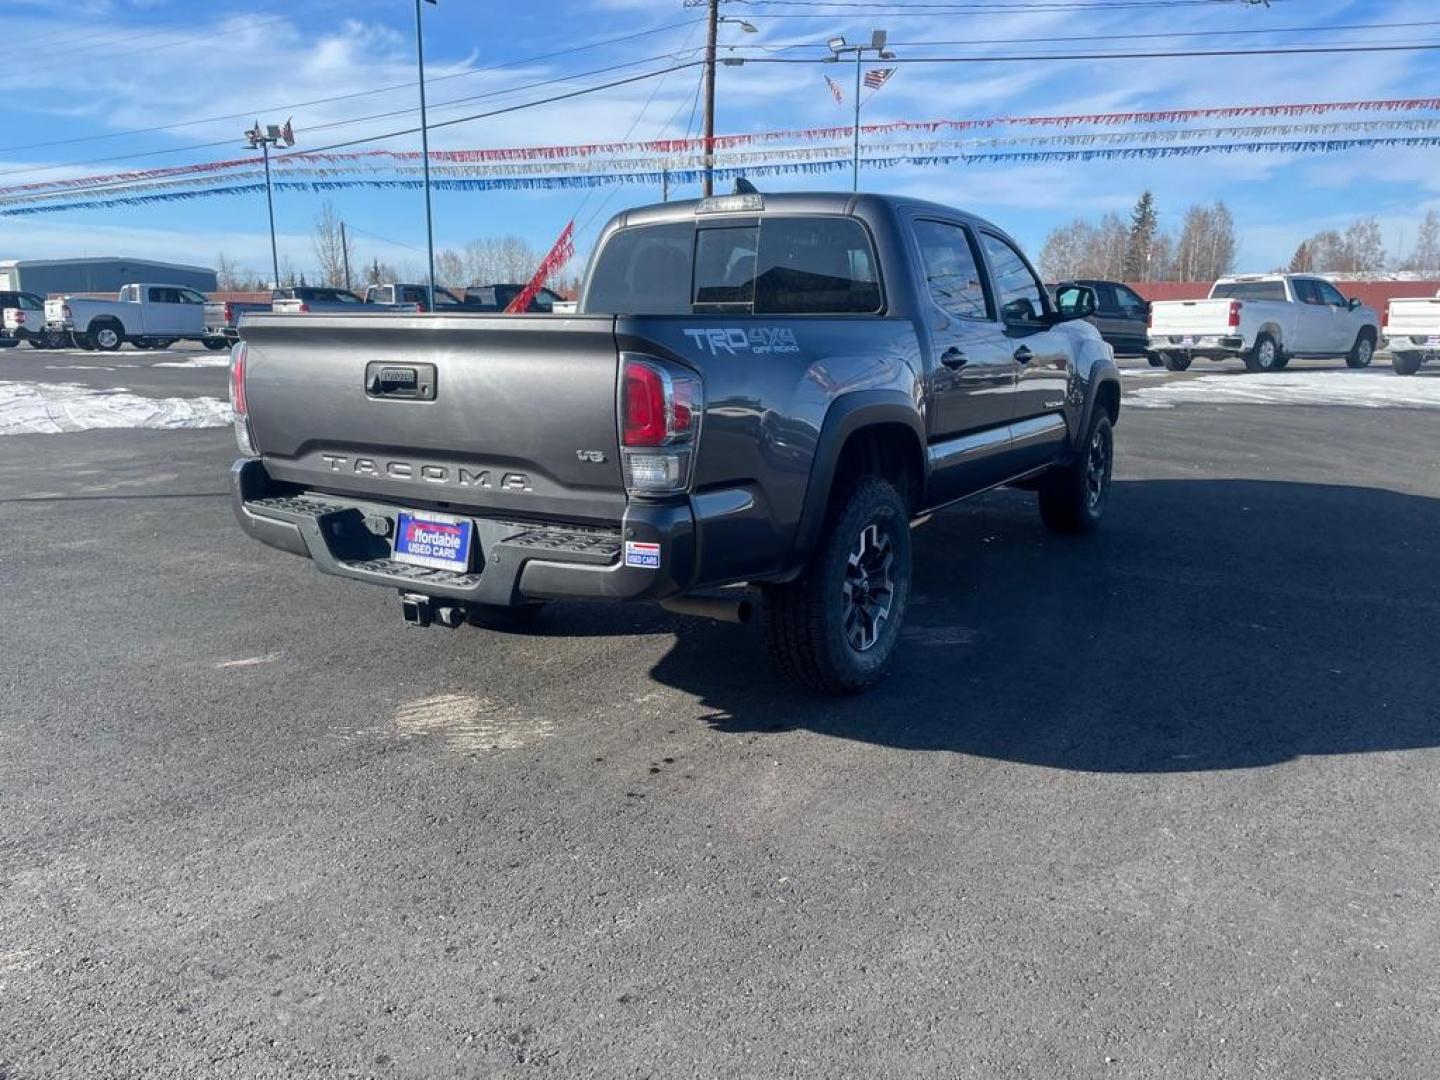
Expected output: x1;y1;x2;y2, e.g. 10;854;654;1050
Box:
1385;296;1440;341
1147;298;1237;338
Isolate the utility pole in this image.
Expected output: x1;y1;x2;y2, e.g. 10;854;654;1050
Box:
701;0;718;197
340;220;352;291
415;0;438;311
826;31;895;193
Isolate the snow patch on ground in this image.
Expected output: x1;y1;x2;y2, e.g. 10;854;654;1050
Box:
0;380;231;435
390;693;556;753
153;355;230;368
1126;370;1440;410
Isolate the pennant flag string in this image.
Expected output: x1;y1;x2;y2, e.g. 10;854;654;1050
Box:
10;135;1440;217
7;95;1440;199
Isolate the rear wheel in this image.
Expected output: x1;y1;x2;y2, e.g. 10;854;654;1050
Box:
202;337;229;351
1346;331;1375;369
764;476;911;694
1160;352;1192;372
1392;352;1423;376
90;321;123;351
1146;353;1164;368
1245;333;1281;372
1038;412;1113;535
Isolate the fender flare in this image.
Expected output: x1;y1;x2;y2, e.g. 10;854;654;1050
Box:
791;390;927;561
1077;364;1122;450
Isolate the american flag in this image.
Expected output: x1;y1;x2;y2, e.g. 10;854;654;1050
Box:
864;67;895;91
824;74;844;105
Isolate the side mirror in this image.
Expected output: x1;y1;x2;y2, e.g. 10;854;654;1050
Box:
1055;285;1097;321
1347;297;1362;311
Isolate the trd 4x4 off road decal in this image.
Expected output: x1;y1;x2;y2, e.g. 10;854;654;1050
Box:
682;328;801;355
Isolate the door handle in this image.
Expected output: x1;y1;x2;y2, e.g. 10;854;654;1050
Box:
939;347;968;370
1013;345;1035;364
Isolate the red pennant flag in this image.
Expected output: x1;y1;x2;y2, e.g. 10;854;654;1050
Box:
504;220;575;314
824;75;844;106
864;68;895;91
280;118;295;147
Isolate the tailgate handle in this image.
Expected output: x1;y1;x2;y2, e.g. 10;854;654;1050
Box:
366;362;436;401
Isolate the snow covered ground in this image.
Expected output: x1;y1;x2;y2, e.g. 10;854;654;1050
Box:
0;380;231;436
1126;369;1440;410
152;355;231;368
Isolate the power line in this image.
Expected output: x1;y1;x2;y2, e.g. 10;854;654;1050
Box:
736;0;1288;8
0;54;706;182
732;41;1440;62
755;18;1440;49
0;18;703;156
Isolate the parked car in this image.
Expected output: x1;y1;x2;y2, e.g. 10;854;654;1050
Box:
1;290;62;348
363;283;462;311
1053;279;1150;356
270;287;395;314
1382;291;1440;375
228;190;1121;693
1147;274;1380;372
204;298;271;348
43;283;213;351
461;284;564;312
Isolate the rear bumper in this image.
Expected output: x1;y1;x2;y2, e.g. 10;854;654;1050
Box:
1147;334;1246;354
231;458;696;605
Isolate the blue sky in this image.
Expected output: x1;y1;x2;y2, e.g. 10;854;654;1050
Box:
6;0;1440;280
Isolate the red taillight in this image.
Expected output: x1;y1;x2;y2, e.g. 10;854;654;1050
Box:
230;341;248;416
298;302;310;313
1382;307;1390;329
1228;301;1242;328
223;301;234;324
623;360;667;447
13;311;24;325
416;302;427;314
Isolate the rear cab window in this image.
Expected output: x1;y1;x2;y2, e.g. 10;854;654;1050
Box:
1212;280;1287;302
584;216;883;316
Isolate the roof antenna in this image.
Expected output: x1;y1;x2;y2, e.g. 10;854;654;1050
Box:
732;177;759;195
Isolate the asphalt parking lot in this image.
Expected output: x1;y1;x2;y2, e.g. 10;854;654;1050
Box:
2;344;1438;1078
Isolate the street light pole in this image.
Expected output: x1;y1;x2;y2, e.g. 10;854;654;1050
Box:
245;122;283;288
415;0;437;311
826;31;895;193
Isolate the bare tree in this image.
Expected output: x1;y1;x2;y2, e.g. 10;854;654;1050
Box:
435;248;466;289
1403;210;1440;275
1341;216;1386;273
311;201;354;288
364;257;399;286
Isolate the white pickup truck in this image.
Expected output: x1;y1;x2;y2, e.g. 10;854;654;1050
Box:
44;283;214;351
1147;274;1380;373
1382;291;1440;375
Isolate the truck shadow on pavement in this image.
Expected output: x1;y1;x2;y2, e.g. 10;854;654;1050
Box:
646;479;1440;772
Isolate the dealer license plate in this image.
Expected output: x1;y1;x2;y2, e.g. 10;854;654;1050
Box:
1178;335;1198;346
393;511;473;572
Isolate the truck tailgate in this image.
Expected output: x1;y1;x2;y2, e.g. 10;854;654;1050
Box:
1148;299;1234;337
1386;297;1440;338
239;313;627;524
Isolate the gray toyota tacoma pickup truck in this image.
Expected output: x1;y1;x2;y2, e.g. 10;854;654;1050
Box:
230;191;1121;692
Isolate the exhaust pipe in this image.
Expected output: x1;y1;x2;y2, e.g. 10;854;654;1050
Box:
660;593;754;624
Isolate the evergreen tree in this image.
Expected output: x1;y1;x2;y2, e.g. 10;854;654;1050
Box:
1124;191;1159;280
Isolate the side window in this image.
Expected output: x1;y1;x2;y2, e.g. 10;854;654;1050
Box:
22;295;43;310
179;288;206;305
1093;283;1120;313
912;219;990;321
1316;280;1348;307
1115;285;1147;314
979;232;1046;324
1293;278;1322;305
119;286;138;302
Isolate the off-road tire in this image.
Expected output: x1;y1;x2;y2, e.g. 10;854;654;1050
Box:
1346;331;1375;369
1392;351;1423;376
1245;333;1281;373
1160;352;1191;372
1038;412;1114;535
763;476;911;694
